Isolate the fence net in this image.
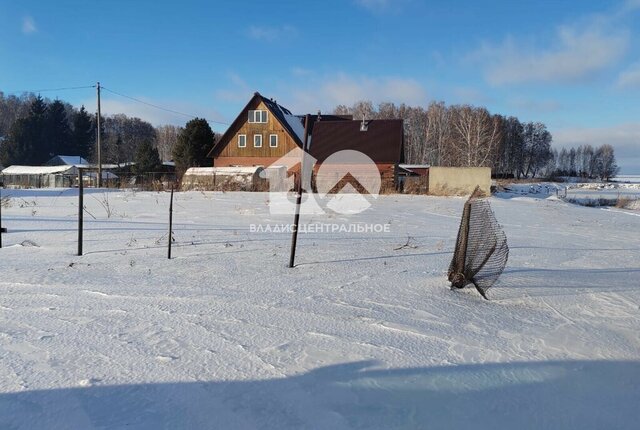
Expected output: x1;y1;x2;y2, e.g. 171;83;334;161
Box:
448;186;509;299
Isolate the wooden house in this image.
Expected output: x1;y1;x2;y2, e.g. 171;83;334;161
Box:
207;92;404;190
208;93;309;168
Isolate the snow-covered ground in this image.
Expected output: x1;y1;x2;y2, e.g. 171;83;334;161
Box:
500;181;640;210
613;175;640;184
1;189;639;429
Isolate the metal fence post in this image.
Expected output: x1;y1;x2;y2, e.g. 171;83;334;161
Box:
168;186;174;259
78;168;84;256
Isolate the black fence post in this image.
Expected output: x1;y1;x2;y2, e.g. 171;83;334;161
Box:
168;186;174;259
0;181;4;248
78;168;84;256
288;115;310;268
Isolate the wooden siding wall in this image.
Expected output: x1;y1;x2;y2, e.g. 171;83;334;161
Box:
216;100;300;164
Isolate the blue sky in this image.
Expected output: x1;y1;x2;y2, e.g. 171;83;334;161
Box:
1;0;639;172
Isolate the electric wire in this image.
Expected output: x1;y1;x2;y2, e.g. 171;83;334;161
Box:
101;86;229;126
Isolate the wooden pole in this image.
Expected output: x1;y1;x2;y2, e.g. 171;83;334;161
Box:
78;168;84;256
168;186;174;259
96;82;102;188
288;115;310;268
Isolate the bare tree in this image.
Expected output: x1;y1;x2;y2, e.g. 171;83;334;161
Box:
449;105;502;167
155;124;182;161
521;122;552;178
594;144;619;180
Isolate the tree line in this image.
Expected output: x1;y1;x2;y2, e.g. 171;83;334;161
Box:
1;91;619;180
551;144;619;180
334;100;619;179
0;91;217;175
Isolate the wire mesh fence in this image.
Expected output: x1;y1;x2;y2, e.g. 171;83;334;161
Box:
448;186;509;299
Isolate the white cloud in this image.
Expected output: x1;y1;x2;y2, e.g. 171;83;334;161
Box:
553;123;640;173
291;67;312;77
616;63;640;88
507;98;562;113
473;24;628;85
247;25;296;42
22;16;37;34
354;0;408;13
215;73;253;103
450;87;489;105
622;0;640;12
288;73;428;112
355;0;391;11
214;71;427;114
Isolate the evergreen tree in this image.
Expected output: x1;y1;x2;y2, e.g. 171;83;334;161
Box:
28;96;49;164
72;105;94;159
133;139;161;174
46;100;72;158
0;96;48;165
0;118;30;166
173;118;214;174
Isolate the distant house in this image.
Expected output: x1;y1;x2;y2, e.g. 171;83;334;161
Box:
206;92;404;191
1;165;78;188
45;155;90;166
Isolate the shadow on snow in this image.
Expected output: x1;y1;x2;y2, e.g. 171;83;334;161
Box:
1;360;638;429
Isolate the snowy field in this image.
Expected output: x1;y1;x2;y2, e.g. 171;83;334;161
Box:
501;181;640;209
613;175;640;184
1;188;639;429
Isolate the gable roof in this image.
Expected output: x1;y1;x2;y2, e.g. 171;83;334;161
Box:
207;92;307;158
45;155;90;166
309;119;404;164
2;165;78;175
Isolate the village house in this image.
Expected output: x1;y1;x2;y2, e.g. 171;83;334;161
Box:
206;92;405;191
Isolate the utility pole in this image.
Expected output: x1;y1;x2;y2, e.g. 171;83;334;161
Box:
96;82;102;188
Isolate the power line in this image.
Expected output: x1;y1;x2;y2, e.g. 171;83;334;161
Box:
3;83;229;127
5;85;95;94
101;86;229;126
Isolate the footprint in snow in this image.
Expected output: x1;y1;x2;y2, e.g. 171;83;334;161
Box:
155;355;179;362
78;378;101;387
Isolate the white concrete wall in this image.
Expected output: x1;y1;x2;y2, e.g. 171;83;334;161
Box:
429;167;491;196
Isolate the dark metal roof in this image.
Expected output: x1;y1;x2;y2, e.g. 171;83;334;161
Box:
207;92;306;158
297;114;352;134
309;119;404;164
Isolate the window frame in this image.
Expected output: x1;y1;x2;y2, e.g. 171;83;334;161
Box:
269;134;278;148
254;134;263;148
248;110;268;123
237;134;247;148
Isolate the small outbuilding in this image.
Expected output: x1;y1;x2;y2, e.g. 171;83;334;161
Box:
181;166;277;191
398;164;430;194
1;165;79;188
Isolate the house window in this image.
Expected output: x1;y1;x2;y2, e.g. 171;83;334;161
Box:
248;110;268;123
254;134;263;148
269;134;278;148
238;134;247;148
